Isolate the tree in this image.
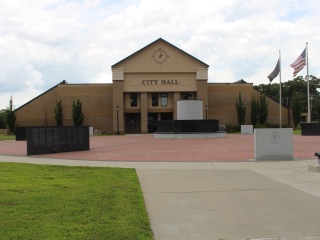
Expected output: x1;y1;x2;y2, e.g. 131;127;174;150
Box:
6;97;16;134
236;93;246;125
291;92;302;128
255;75;320;121
251;96;259;126
258;93;268;125
54;100;63;126
0;109;6;129
72;99;84;126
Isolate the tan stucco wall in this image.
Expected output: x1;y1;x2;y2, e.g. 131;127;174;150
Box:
208;83;292;126
112;40;208;73
15;87;58;127
15;83;114;133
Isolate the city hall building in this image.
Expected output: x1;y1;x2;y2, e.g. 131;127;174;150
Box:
15;38;291;133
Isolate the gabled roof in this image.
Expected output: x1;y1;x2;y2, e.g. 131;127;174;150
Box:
112;38;209;68
14;80;67;112
233;79;248;84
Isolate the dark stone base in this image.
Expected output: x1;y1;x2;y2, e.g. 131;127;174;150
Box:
152;119;219;133
16;127;27;141
27;126;89;155
301;123;320;136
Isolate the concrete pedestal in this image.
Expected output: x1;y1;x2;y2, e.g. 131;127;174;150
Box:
89;126;94;136
241;125;253;135
254;128;293;161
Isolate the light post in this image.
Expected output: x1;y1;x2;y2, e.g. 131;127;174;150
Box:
116;105;120;135
205;104;208;120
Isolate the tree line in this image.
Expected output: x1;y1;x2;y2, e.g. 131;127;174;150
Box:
236;75;320;128
254;75;320;124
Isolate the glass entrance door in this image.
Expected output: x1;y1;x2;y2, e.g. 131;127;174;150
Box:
125;113;141;134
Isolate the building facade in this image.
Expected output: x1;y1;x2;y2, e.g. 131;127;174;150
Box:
15;38;292;133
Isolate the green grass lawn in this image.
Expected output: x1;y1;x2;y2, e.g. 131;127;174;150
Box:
293;129;301;134
0;134;15;141
0;163;153;240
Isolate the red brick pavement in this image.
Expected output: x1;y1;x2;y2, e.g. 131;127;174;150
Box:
0;135;319;162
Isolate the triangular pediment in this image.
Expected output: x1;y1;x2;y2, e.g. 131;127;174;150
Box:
112;38;209;73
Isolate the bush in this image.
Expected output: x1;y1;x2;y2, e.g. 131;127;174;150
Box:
6;110;16;134
259;93;268;125
251;96;259;126
72;99;84;126
0;111;6;129
226;124;240;133
236;93;246;125
54;100;63;126
291;92;302;128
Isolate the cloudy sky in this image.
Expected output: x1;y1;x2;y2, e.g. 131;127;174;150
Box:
1;0;319;109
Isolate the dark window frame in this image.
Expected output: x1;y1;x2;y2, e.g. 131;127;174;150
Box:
152;93;159;107
130;93;137;107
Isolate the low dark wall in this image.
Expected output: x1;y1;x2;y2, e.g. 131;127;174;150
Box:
301;123;320;136
27;126;89;155
154;119;219;133
16;127;27;141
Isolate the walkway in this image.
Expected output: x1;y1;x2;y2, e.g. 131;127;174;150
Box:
0;134;319;161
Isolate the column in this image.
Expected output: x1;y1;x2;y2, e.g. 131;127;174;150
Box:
173;92;180;120
140;92;148;133
112;69;124;134
196;68;208;119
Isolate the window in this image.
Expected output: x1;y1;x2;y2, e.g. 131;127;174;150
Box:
161;93;168;107
130;93;137;107
181;93;193;100
182;93;189;100
152;93;158;107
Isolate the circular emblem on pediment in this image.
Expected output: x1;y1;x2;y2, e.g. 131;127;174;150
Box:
152;48;168;64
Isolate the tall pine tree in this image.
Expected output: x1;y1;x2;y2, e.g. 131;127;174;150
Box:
236;93;246;125
72;99;84;126
258;93;268;125
54;100;63;126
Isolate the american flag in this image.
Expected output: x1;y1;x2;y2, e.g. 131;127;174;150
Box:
290;48;306;77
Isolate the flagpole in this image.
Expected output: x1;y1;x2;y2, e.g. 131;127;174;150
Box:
279;50;282;128
306;42;311;123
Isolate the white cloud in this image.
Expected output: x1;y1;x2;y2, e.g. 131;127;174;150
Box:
0;0;320;109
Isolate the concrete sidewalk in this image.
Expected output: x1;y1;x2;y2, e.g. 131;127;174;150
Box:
1;155;320;240
138;168;320;240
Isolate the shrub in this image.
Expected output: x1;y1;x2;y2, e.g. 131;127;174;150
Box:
72;99;84;126
251;96;259;126
259;93;268;125
226;124;240;133
291;92;302;128
54;100;63;126
236;93;246;125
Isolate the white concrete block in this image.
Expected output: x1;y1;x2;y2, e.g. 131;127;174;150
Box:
89;126;94;136
254;128;293;161
241;125;253;135
177;100;203;120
